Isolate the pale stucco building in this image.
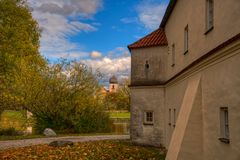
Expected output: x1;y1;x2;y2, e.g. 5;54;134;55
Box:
128;0;240;159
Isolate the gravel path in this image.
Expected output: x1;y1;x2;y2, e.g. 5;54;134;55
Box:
0;135;130;150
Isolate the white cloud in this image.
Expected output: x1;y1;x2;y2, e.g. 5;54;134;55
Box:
90;51;102;58
120;0;168;30
82;56;130;85
136;0;168;30
83;57;130;74
108;47;130;58
81;47;131;86
28;0;102;60
47;52;88;59
28;0;102;17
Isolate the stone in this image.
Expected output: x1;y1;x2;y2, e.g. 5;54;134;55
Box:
49;140;74;147
43;128;56;137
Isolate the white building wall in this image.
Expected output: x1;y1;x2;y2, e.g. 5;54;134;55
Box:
164;0;240;80
130;87;165;147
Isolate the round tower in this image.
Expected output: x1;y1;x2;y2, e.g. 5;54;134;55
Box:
109;75;118;93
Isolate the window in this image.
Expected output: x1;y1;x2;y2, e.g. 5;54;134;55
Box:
173;109;176;127
184;25;189;54
112;85;115;89
219;107;230;143
145;60;150;69
171;44;175;67
206;0;214;33
144;111;154;125
168;109;171;126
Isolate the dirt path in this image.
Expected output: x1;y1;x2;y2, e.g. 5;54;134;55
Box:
0;135;130;150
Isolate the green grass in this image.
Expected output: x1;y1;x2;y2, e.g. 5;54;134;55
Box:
0;110;27;131
1;111;23;118
0;134;46;141
109;112;130;119
0;140;165;160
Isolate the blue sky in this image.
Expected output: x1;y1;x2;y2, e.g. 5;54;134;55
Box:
28;0;169;86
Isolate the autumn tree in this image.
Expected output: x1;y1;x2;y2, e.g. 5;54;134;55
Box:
26;61;110;133
104;78;130;111
0;0;111;134
0;0;46;113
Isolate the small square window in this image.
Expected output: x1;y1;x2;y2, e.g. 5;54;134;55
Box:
144;111;154;125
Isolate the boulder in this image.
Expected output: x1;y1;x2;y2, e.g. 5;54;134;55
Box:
49;140;74;147
43;128;56;137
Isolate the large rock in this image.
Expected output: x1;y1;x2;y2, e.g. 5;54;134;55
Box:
49;140;74;147
43;128;56;137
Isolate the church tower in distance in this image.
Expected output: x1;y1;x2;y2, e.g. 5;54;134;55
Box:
109;75;118;93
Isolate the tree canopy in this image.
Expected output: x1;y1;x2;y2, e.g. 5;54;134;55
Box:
0;0;46;113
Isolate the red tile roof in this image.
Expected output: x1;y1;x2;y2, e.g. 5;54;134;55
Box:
128;28;168;50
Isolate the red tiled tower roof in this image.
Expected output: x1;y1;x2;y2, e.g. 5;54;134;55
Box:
128;28;168;50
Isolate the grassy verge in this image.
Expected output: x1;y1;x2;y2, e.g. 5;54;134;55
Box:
109;112;130;119
0;110;26;131
0;135;45;141
0;140;165;160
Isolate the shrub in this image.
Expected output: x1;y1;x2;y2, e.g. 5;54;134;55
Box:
0;127;23;136
33;104;111;134
73;105;111;133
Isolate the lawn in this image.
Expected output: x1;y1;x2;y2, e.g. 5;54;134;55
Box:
109;112;130;119
0;110;26;131
0;134;46;141
0;140;165;160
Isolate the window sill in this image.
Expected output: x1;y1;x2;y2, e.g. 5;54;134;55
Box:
184;50;188;55
218;138;230;144
143;123;154;126
204;26;214;35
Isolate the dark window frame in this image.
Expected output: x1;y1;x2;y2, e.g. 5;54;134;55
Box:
171;44;175;67
184;25;189;54
219;107;230;144
205;0;214;34
143;111;154;125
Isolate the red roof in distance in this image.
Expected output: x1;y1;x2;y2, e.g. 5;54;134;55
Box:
128;28;168;50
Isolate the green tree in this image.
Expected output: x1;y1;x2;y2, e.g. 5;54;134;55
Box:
104;79;130;111
23;61;111;133
0;0;46;114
